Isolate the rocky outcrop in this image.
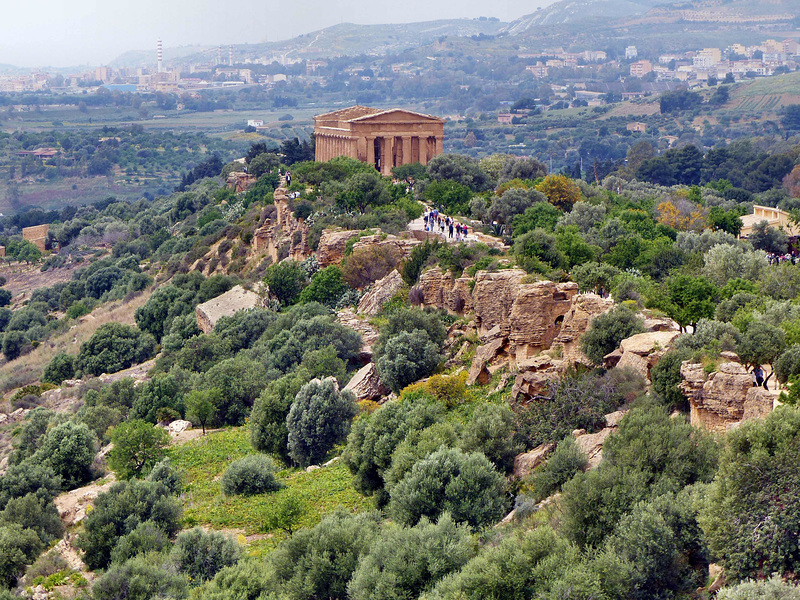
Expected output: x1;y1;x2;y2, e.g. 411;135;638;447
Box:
226;171;257;193
603;330;681;381
317;229;361;266
252;186;311;263
344;363;389;401
54;475;116;527
511;355;562;402
415;267;474;314
513;443;554;479
552;293;614;366
513;410;627;477
351;233;420;260
507;281;578;361
196;285;263;333
337;308;379;357
471;269;528;334
358;270;404;316
680;361;775;432
467;279;577;384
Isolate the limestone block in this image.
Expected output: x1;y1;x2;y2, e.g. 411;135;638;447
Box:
358;270;404;316
195;285;262;334
317;229;361;266
344;363;389;401
513;443;555;479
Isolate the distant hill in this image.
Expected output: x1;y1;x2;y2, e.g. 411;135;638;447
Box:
109;45;215;69
505;0;799;32
111;19;507;69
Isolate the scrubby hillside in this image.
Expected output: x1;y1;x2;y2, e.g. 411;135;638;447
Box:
0;142;798;599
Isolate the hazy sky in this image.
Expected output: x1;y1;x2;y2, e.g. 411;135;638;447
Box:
0;0;554;69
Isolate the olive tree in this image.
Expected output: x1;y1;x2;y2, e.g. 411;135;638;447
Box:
286;378;357;467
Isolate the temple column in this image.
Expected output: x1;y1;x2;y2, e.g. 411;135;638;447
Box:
381;137;393;176
419;136;428;166
435;136;444;157
402;136;412;167
366;136;375;168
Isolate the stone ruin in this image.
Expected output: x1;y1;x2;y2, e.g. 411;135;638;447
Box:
195;285;264;334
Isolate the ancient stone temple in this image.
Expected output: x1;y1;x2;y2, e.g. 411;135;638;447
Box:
313;106;445;175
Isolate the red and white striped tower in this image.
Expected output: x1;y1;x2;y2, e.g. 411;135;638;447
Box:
229;45;233;66
157;38;163;73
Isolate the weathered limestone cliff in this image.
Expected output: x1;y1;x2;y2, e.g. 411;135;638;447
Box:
251;186;311;263
226;171;257;193
680;360;775;431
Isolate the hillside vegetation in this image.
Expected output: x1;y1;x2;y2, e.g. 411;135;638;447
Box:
0;131;799;600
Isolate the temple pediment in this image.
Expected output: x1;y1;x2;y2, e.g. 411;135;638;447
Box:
349;109;446;124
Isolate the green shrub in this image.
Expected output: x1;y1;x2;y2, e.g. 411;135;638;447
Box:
580;305;645;365
41;352;76;384
250;369;312;460
348;514;475;600
146;459;183;496
650;347;693;410
286;378;357;467
343;399;443;498
528;435;588;502
376;330;442;393
0;493;62;545
264;260;307;306
32;421;96;489
297;266;347;306
699;407;800;581
109;521;171;564
562;403;718;549
204;355;271;425
268;510;380;600
221;455;281;496
92;553;188;600
0;525;44;588
388;447;508;529
717;576;800;600
78;480;181;570
108;420;171;480
171;528;241;583
77;322;156;376
459;403;521;474
2;330;29;361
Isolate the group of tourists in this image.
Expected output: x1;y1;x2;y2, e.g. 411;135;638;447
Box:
766;251;799;265
423;209;470;242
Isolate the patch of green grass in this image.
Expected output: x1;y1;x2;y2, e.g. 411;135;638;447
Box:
169;427;371;543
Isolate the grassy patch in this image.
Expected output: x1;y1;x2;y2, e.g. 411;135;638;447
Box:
169;427;371;544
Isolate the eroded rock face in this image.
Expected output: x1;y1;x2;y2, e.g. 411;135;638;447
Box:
358;270;404;316
552;293;614;367
344;363;389;401
604;330;681;381
337;308;379;356
511;355;562;402
351;234;420;260
317;229;361;266
507;281;578;361
252;189;311;264
680;360;774;431
226;171;257;193
471;269;528;335
513;443;554;479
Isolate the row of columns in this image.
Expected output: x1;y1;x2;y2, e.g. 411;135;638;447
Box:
316;134;356;162
315;132;444;175
367;135;444;175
